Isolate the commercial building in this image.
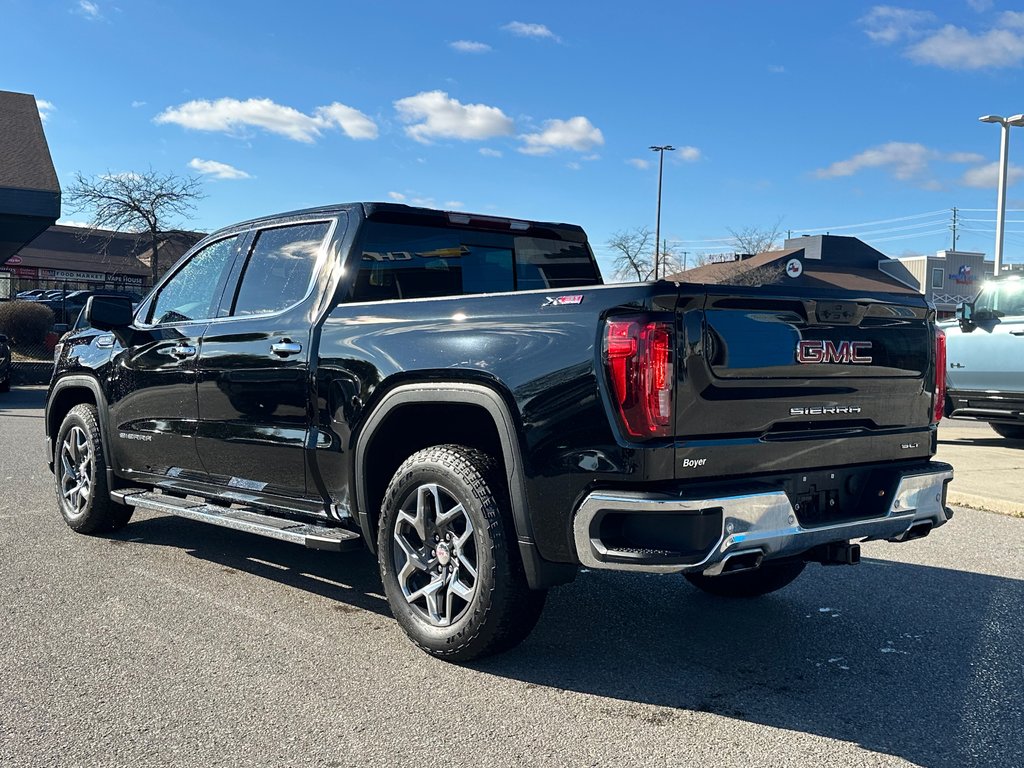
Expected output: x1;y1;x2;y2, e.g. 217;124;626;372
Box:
665;235;921;295
2;224;201;296
0;90;60;269
893;250;993;317
0;89;204;298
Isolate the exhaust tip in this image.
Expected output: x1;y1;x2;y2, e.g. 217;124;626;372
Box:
721;550;764;574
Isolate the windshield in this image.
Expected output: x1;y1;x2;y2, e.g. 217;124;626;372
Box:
975;279;1024;318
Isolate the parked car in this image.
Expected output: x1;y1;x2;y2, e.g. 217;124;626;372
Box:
941;273;1024;439
40;289;142;325
16;289;48;300
0;333;10;392
45;202;953;660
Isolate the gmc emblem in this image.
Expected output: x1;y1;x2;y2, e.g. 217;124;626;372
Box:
796;340;873;364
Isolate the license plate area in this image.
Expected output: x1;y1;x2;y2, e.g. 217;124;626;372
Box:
785;466;901;527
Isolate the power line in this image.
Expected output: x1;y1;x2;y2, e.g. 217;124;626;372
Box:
791;209;949;233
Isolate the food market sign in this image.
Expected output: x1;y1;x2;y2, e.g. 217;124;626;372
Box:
41;268;106;283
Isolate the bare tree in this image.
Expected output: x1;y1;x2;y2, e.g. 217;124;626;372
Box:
656;239;685;278
608;226;654;282
64;169;204;284
728;216;784;256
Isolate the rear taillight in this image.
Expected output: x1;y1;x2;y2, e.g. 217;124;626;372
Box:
933;327;946;423
604;318;673;438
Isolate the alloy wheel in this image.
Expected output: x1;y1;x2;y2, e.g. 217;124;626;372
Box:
59;425;93;518
392;483;478;627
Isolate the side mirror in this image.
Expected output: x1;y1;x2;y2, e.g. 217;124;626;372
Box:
955;301;975;332
85;295;134;331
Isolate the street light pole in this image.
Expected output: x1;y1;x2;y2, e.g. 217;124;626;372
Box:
979;113;1024;276
650;145;675;280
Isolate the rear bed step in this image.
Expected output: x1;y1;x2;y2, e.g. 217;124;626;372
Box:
115;491;362;552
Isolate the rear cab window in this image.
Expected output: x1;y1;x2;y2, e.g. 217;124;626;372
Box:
348;217;601;303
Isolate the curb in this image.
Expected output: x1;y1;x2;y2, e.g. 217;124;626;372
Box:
948;491;1024;519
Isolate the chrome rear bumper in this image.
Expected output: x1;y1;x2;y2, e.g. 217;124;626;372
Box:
573;463;954;574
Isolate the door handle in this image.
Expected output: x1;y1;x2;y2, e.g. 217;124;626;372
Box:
1010;330;1024;336
271;341;303;357
170;344;197;359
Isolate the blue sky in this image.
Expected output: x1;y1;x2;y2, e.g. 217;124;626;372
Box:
7;0;1024;276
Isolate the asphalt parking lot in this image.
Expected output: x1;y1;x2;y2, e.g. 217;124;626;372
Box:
1;386;1022;768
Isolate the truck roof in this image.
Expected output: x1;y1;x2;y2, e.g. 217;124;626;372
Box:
219;202;588;242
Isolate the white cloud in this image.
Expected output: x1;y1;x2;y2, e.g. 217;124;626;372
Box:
582;153;601;161
479;147;503;158
1002;11;1024;28
388;191;406;202
155;97;378;143
566;161;581;171
677;145;702;162
188;158;252;180
36;99;55;122
961;161;1024;188
859;6;935;44
860;6;1024;70
313;103;379;139
768;64;786;74
627;158;651;170
816;142;982;184
57;219;93;228
519;116;604;155
131;100;146;108
503;21;560;42
946;151;985;163
908;24;1024;69
450;40;491;53
394;90;514;143
77;0;100;20
444;201;465;209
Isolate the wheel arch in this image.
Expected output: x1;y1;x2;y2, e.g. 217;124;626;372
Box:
46;376;112;483
353;381;575;590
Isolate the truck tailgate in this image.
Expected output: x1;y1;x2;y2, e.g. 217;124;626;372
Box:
674;286;936;480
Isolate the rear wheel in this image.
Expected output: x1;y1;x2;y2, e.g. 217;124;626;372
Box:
991;423;1024;440
54;404;132;534
685;560;806;598
378;444;546;661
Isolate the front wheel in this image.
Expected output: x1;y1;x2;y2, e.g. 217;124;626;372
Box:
378;444;546;661
991;423;1024;440
54;404;132;534
685;560;806;598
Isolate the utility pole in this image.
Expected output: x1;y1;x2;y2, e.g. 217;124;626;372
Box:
649;145;676;280
979;113;1024;275
681;250;689;272
950;207;959;251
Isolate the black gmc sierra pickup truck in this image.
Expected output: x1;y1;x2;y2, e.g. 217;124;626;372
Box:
45;202;953;660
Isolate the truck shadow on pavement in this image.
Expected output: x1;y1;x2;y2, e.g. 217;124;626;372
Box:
110;515;1022;768
112;515;392;618
478;557;1023;768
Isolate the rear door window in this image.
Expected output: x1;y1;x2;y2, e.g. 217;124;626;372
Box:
230;221;332;316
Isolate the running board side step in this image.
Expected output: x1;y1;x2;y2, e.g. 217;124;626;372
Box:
115;491;362;552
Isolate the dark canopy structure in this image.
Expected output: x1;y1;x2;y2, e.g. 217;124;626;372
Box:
0;90;60;264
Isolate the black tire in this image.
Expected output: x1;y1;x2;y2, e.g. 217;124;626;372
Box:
377;444;546;661
54;403;132;534
684;560;806;598
991;423;1024;440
